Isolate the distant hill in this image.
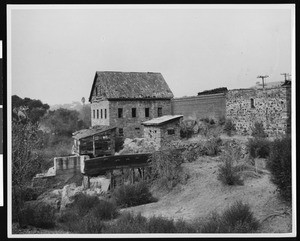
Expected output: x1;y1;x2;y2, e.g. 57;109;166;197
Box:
50;101;90;112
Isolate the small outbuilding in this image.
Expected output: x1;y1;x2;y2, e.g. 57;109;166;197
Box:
72;126;117;157
142;115;183;150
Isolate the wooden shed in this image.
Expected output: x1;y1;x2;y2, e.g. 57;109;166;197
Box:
72;126;117;157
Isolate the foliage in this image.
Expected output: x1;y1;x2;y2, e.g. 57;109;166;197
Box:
19;203;56;229
251;122;268;138
200;201;259;233
217;147;244;186
150;148;185;189
12;121;43;225
198;87;228;96
78;104;91;128
41;108;85;136
180;120;195;139
204;137;222;156
58;194;119;233
267;136;291;201
218;115;226;126
115;136;124;153
12;95;50;124
200;117;215;125
223;119;236;136
247;137;271;159
112;181;156;208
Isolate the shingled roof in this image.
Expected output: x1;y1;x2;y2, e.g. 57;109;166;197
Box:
89;71;174;101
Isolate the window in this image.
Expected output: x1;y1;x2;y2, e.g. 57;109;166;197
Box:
93;110;95;119
97;109;99;119
119;128;124;137
250;98;255;108
132;108;136;118
101;109;103;119
145;108;150;118
158;107;162;117
118;108;123;118
167;129;175;135
105;109;107;119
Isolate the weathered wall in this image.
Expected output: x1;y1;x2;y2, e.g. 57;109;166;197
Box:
91;100;110;126
143;119;182;150
109;99;172;139
55;155;90;179
171;93;226;121
226;86;291;136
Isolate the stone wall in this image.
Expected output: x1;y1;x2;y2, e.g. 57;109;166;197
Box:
91;100;110;126
143;119;181;150
226;86;291;136
109;99;172;139
171;93;226;121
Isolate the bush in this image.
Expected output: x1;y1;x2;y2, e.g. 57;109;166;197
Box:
247;137;271;159
150;148;185;189
223;119;236;136
204;137;222;156
69;193;100;216
267;136;291;201
200;201;259;233
180;127;194;139
218;115;226;126
112;181;155;208
20;203;56;229
218;150;244;186
221;201;260;233
251;122;268;138
91;200;119;220
104;212;148;233
147;216;177;233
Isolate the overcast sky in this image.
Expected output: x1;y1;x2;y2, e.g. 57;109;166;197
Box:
9;5;293;106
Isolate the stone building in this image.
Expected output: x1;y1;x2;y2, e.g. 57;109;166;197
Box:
88;71;174;139
142;115;183;150
226;83;291;137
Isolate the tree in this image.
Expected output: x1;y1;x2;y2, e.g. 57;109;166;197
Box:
41;108;85;136
12;121;42;225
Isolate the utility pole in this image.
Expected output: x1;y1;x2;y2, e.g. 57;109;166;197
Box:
281;73;291;81
257;75;269;88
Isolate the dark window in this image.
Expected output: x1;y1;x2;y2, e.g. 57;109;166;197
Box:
250;98;255;108
105;109;107;119
119;128;124;137
101;109;103;119
97;109;99;119
158;107;162;117
93;110;95;119
145;108;150;117
118;108;123;118
132;108;136;118
168;129;175;135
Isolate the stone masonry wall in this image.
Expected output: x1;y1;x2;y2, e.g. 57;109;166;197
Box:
109;99;172;139
143;126;161;150
171;93;226;121
226;86;291;136
91;100;110;126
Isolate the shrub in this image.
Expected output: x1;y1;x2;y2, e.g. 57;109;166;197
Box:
150;148;185;189
104;212;148;233
218;115;226;126
69;193;100;216
20;203;56;229
221;201;260;233
251;122;268;138
218;150;244;186
147;216;177;233
204;137;222;156
199;201;259;233
112;181;155;208
223;119;236;136
267;136;291;201
91;200;119;220
247;137;271;159
200;117;215;125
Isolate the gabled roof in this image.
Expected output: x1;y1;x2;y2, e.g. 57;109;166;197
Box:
142;115;183;126
88;71;174;102
72;126;116;140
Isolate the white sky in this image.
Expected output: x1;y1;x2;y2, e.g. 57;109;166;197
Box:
9;5;294;105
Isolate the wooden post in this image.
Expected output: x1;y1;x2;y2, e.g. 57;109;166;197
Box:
110;170;114;190
93;135;96;157
131;168;135;184
142;167;145;180
87;176;90;189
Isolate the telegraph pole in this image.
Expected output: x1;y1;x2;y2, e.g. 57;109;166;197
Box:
281;73;291;81
257;75;269;88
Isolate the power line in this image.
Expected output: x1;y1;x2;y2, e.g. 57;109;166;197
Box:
280;73;291;81
257;75;269;88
